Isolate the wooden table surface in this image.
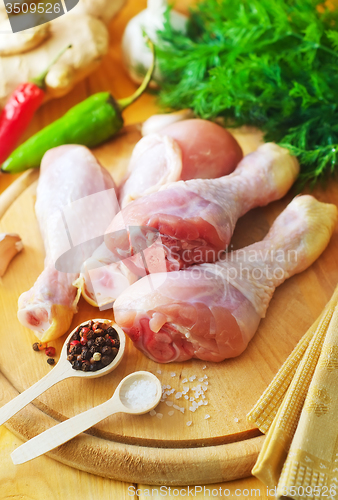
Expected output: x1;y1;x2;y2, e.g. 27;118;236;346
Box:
0;1;275;498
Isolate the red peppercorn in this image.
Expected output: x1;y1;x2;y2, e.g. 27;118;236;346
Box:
45;346;56;357
80;327;90;337
70;340;80;346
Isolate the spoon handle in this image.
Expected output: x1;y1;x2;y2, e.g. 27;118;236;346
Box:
0;361;71;427
11;396;124;464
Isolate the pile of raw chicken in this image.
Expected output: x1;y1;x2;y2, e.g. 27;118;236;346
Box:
17;115;338;364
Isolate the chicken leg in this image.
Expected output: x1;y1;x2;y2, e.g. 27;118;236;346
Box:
114;195;337;363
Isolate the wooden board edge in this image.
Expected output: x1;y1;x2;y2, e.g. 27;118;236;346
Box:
1;371;263;485
0;169;39;220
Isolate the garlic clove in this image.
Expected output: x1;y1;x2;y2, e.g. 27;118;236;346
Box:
0;233;23;277
121;0;188;86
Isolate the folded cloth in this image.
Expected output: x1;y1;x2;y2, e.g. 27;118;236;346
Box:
248;285;338;493
276;300;338;500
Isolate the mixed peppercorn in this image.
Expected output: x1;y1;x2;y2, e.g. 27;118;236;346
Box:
32;341;56;365
66;320;120;372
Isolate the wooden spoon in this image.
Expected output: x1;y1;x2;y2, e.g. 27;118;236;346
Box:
11;371;162;464
0;318;125;427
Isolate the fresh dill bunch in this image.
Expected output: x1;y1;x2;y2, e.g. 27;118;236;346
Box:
155;0;338;187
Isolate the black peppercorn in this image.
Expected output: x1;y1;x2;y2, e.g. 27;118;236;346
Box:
102;345;112;356
47;358;55;365
94;336;105;347
81;360;90;371
81;348;90;360
101;355;112;366
87;331;95;340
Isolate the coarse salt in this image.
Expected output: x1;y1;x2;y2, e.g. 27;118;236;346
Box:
205;414;210;419
186;421;192;426
189;376;196;382
157;370;162;375
182;378;188;384
202;365;207;370
175;392;182;399
124;379;158;410
170;372;176;377
149;410;156;416
156;413;163;419
184;395;189;400
198;378;204;382
168;411;174;416
166;401;174;407
234;417;239;423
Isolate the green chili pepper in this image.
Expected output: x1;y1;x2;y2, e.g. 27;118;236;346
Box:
1;41;155;174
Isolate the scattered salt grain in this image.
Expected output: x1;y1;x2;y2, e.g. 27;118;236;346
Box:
166;401;174;407
189;375;196;382
182;385;189;392
173;404;181;410
184;395;189;400
168;411;174;416
202;365;207;370
150;410;156;416
157;370;162;375
234;417;239;423
125;379;158;410
204;401;208;405
182;378;188;384
205;414;210;419
189;406;197;412
198;378;204;382
186;421;192;426
198;401;203;406
189;397;195;402
201;395;206;399
170;372;176;377
203;375;208;380
202;385;208;392
175;392;182;399
156;413;163;419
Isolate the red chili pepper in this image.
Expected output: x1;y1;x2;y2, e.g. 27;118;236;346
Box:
0;84;45;164
0;45;71;165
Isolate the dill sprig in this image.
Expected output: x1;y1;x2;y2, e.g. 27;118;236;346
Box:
155;0;338;187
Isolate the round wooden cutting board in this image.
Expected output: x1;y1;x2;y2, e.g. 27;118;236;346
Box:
0;125;338;486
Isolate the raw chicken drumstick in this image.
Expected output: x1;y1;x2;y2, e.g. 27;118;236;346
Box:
105;143;299;274
119;119;243;207
17;145;119;342
79;120;243;308
114;195;338;363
